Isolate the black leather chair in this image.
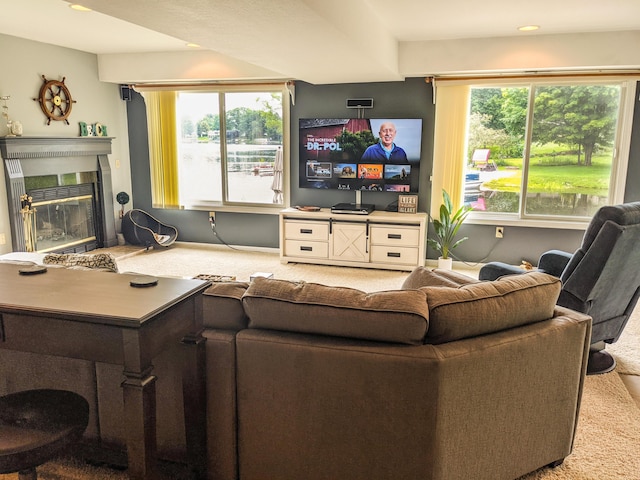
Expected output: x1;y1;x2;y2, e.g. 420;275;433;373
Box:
121;208;178;249
0;389;90;479
479;202;640;375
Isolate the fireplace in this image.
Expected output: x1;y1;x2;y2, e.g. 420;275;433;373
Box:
1;137;117;253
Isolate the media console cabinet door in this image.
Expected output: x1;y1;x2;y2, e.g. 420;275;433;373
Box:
330;223;368;262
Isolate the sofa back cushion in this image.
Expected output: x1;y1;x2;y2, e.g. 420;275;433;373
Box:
203;281;250;330
242;277;429;345
421;272;561;344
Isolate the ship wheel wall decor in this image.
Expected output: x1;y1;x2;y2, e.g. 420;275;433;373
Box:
33;75;77;125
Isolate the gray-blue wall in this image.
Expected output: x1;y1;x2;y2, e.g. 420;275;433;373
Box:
126;79;640;264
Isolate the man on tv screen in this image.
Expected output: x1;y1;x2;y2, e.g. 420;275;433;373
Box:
360;121;408;163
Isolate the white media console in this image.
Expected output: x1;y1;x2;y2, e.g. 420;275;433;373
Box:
279;208;427;271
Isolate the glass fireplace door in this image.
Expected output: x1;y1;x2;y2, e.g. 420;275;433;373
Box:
32;193;97;252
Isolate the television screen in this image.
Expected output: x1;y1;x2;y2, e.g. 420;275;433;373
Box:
299;118;422;193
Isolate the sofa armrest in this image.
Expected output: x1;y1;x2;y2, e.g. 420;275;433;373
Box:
203;281;250;330
478;261;526;281
538;249;573;277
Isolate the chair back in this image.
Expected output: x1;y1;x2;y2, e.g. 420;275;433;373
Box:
559;202;640;344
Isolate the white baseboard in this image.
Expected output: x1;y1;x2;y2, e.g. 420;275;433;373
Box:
176;240;280;255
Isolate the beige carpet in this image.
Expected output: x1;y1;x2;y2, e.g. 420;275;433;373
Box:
518;371;640;480
0;456;189;480
609;306;640;376
113;242;412;291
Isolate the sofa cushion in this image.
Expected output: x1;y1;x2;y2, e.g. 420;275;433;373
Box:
422;272;561;344
203;281;250;330
242;277;429;345
402;266;480;289
43;252;119;272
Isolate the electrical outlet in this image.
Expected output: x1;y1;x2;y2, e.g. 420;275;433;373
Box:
495;226;504;238
208;212;216;226
0;233;5;245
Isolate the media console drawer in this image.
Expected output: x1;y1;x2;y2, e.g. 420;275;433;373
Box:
370;245;419;266
370;226;420;247
284;239;329;259
284;221;329;241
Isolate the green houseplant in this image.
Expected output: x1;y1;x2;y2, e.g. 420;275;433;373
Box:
427;189;473;268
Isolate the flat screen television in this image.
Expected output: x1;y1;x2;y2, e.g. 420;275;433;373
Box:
299;118;422;193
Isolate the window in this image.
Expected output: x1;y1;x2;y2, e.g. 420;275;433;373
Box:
142;84;289;212
432;76;637;226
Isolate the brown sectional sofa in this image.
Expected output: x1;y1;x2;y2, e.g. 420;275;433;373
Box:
202;268;592;480
0;260;592;480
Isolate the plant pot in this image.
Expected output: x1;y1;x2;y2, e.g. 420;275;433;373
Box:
438;257;453;270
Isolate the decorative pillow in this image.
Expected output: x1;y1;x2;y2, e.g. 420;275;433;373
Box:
402;266;480;290
242;277;429;345
421;272;561;344
203;281;250;330
43;252;119;273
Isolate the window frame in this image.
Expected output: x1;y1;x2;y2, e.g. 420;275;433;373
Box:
433;76;637;230
142;83;291;215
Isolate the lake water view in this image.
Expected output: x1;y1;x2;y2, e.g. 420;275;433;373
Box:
178;142;281;205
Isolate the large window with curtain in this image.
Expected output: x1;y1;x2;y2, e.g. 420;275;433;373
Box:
432;76;637;227
141;84;289;211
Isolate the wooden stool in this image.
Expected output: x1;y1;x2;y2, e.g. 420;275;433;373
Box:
0;389;89;480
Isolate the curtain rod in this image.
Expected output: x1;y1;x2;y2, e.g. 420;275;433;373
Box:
426;71;640;83
132;80;294;90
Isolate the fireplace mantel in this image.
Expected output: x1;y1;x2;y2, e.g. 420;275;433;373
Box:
0;136;114;159
1;136;117;252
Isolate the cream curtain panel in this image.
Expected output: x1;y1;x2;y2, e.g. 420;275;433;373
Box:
430;83;470;218
141;90;180;209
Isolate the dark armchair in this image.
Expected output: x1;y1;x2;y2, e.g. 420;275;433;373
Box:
121;208;178;249
479;202;640;375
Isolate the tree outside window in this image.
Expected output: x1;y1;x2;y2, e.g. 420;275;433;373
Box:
465;82;622;218
176;89;285;208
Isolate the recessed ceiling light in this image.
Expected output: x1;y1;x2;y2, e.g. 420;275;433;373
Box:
186;43;201;48
69;4;92;12
518;25;540;32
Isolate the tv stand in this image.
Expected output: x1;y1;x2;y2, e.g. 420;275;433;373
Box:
279;208;427;271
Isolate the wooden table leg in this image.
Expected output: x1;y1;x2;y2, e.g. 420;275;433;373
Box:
122;368;158;480
121;368;158;480
182;330;208;479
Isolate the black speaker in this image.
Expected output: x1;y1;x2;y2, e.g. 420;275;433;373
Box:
346;98;374;109
119;85;132;101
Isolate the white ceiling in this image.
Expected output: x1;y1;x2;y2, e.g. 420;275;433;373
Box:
2;0;640;84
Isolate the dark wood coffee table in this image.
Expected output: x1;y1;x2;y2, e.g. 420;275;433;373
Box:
0;263;210;480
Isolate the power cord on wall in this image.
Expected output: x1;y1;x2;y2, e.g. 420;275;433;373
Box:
209;214;240;250
430;238;503;269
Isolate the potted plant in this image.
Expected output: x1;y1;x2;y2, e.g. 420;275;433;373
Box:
427;189;473;269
